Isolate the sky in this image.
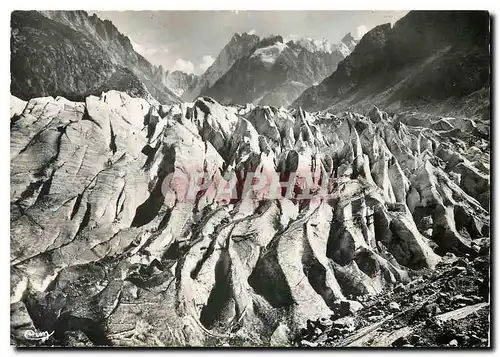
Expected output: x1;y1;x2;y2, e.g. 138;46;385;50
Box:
91;10;409;75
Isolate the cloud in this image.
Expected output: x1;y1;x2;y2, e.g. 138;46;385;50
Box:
356;25;369;40
198;55;215;73
248;29;256;35
172;58;195;74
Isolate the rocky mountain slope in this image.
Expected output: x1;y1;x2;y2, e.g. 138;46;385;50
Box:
182;32;261;101
202;34;357;107
164;71;200;98
292;11;490;121
11;11;180;104
10;90;489;347
297;253;490;347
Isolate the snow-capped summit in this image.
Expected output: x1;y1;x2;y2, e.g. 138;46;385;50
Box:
202;33;351;108
186;30;359;108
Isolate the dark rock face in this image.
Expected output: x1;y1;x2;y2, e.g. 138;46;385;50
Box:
292;11;490;120
11;11;180;104
10;91;489;347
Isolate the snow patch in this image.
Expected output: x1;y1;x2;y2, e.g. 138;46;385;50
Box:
251;42;288;64
285;36;334;54
337;42;352;57
338;32;358;57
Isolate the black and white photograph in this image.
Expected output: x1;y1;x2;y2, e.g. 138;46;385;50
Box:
9;8;491;348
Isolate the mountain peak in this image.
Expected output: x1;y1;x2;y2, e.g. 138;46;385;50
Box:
338;31;359;56
203;32;346;107
13;10;180;104
181;31;261;100
258;35;285;46
292;11;490;118
341;32;355;43
232;31;260;41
